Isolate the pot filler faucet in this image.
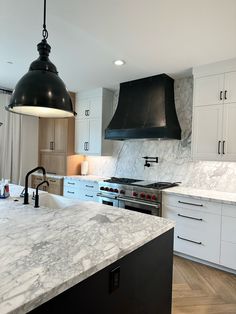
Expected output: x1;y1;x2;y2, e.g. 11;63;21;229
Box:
23;166;46;205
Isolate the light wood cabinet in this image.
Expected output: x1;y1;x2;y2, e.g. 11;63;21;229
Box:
31;175;63;195
192;59;236;161
38;92;83;176
75;88;113;156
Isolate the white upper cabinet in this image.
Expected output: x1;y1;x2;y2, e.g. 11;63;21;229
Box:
224;72;236;103
192;105;223;160
192;59;236;161
194;75;224;106
75;88;114;156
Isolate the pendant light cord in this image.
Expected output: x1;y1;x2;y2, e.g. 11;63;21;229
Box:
42;0;48;40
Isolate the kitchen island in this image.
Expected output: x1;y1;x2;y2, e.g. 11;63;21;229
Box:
0;187;174;314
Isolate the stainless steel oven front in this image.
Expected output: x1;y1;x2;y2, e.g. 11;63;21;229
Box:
97;193;119;207
117;196;161;216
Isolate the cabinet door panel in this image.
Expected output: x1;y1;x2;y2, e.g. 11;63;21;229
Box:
40;153;66;175
75;119;89;154
192;105;223;160
77;100;90;119
54;119;68;152
223;103;236;161
224;71;236;103
88;119;102;155
39;118;54;151
89;97;102;118
194;75;224;106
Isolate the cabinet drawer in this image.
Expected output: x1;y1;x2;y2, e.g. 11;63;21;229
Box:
220;241;236;270
221;216;236;243
63;187;79;199
163;205;221;263
163;194;221;215
64;178;81;188
222;203;236;218
78;191;98;202
79;180;98;191
48;178;61;186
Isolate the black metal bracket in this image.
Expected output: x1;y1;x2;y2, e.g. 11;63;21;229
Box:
142;156;158;168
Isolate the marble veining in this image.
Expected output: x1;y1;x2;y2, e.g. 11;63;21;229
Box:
163;186;236;206
87;77;236;193
65;175;109;182
0;194;174;314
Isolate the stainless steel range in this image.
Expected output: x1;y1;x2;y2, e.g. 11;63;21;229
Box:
97;177;179;216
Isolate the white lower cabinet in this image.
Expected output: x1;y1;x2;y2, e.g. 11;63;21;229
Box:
163;195;221;264
220;204;236;269
63;178;99;202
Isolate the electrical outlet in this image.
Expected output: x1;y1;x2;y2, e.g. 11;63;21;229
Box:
109;266;120;293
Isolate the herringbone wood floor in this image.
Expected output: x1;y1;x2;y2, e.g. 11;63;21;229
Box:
172;256;236;314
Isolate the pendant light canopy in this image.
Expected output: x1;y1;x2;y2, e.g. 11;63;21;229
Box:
7;0;75;118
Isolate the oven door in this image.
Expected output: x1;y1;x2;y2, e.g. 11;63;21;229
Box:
117;196;160;216
97;193;119;207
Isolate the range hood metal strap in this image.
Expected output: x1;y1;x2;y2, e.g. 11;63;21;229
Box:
117;196;160;208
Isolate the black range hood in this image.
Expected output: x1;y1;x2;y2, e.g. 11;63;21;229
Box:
105;74;181;140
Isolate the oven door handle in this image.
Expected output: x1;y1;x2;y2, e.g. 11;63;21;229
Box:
117;196;160;208
97;193;117;200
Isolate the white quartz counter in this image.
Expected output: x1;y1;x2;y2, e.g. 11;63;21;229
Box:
163;186;236;205
0;193;174;314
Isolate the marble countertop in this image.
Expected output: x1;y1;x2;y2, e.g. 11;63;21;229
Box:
0;192;174;314
163;186;236;205
64;175;110;182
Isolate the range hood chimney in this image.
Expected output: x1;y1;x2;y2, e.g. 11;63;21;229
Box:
105;74;181;140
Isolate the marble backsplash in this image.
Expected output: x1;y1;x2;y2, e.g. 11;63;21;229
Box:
87;77;236;193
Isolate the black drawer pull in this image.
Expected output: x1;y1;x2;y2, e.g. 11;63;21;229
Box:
67;191;75;194
178;213;203;221
178;200;203;207
177;236;202;245
224;90;227;100
222;140;225;155
220;90;223;100
85;185;94;188
85;194;93;198
218;141;221;154
68;182;75;185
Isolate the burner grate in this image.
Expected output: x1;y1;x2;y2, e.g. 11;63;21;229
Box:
104;177;141;184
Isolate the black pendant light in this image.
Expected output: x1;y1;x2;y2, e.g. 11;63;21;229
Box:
7;0;75;118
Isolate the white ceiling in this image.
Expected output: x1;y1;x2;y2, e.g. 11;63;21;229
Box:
1;0;236;91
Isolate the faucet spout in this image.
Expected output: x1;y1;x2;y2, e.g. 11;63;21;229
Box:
23;166;46;205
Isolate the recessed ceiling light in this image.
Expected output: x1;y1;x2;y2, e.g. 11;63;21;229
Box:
114;60;126;66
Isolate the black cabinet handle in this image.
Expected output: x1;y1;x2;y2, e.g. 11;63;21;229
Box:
178;213;203;221
85;194;93;198
178;200;203;207
50;141;53;150
87;109;90;116
68;182;75;185
49;179;56;183
177;236;202;245
86;142;89;151
218;140;221;154
224;90;227;100
86;185;94;188
220;91;223;100
222;140;225;155
67;191;75;194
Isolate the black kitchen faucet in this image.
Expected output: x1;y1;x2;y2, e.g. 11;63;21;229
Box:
23;166;46;205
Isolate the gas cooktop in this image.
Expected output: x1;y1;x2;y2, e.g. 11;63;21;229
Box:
104;177;179;190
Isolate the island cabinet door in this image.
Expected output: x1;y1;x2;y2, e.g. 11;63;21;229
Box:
29;229;174;314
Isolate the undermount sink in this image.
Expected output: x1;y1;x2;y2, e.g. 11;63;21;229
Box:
37;193;78;210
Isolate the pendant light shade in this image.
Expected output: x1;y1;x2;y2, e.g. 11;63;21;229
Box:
7;0;75;118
